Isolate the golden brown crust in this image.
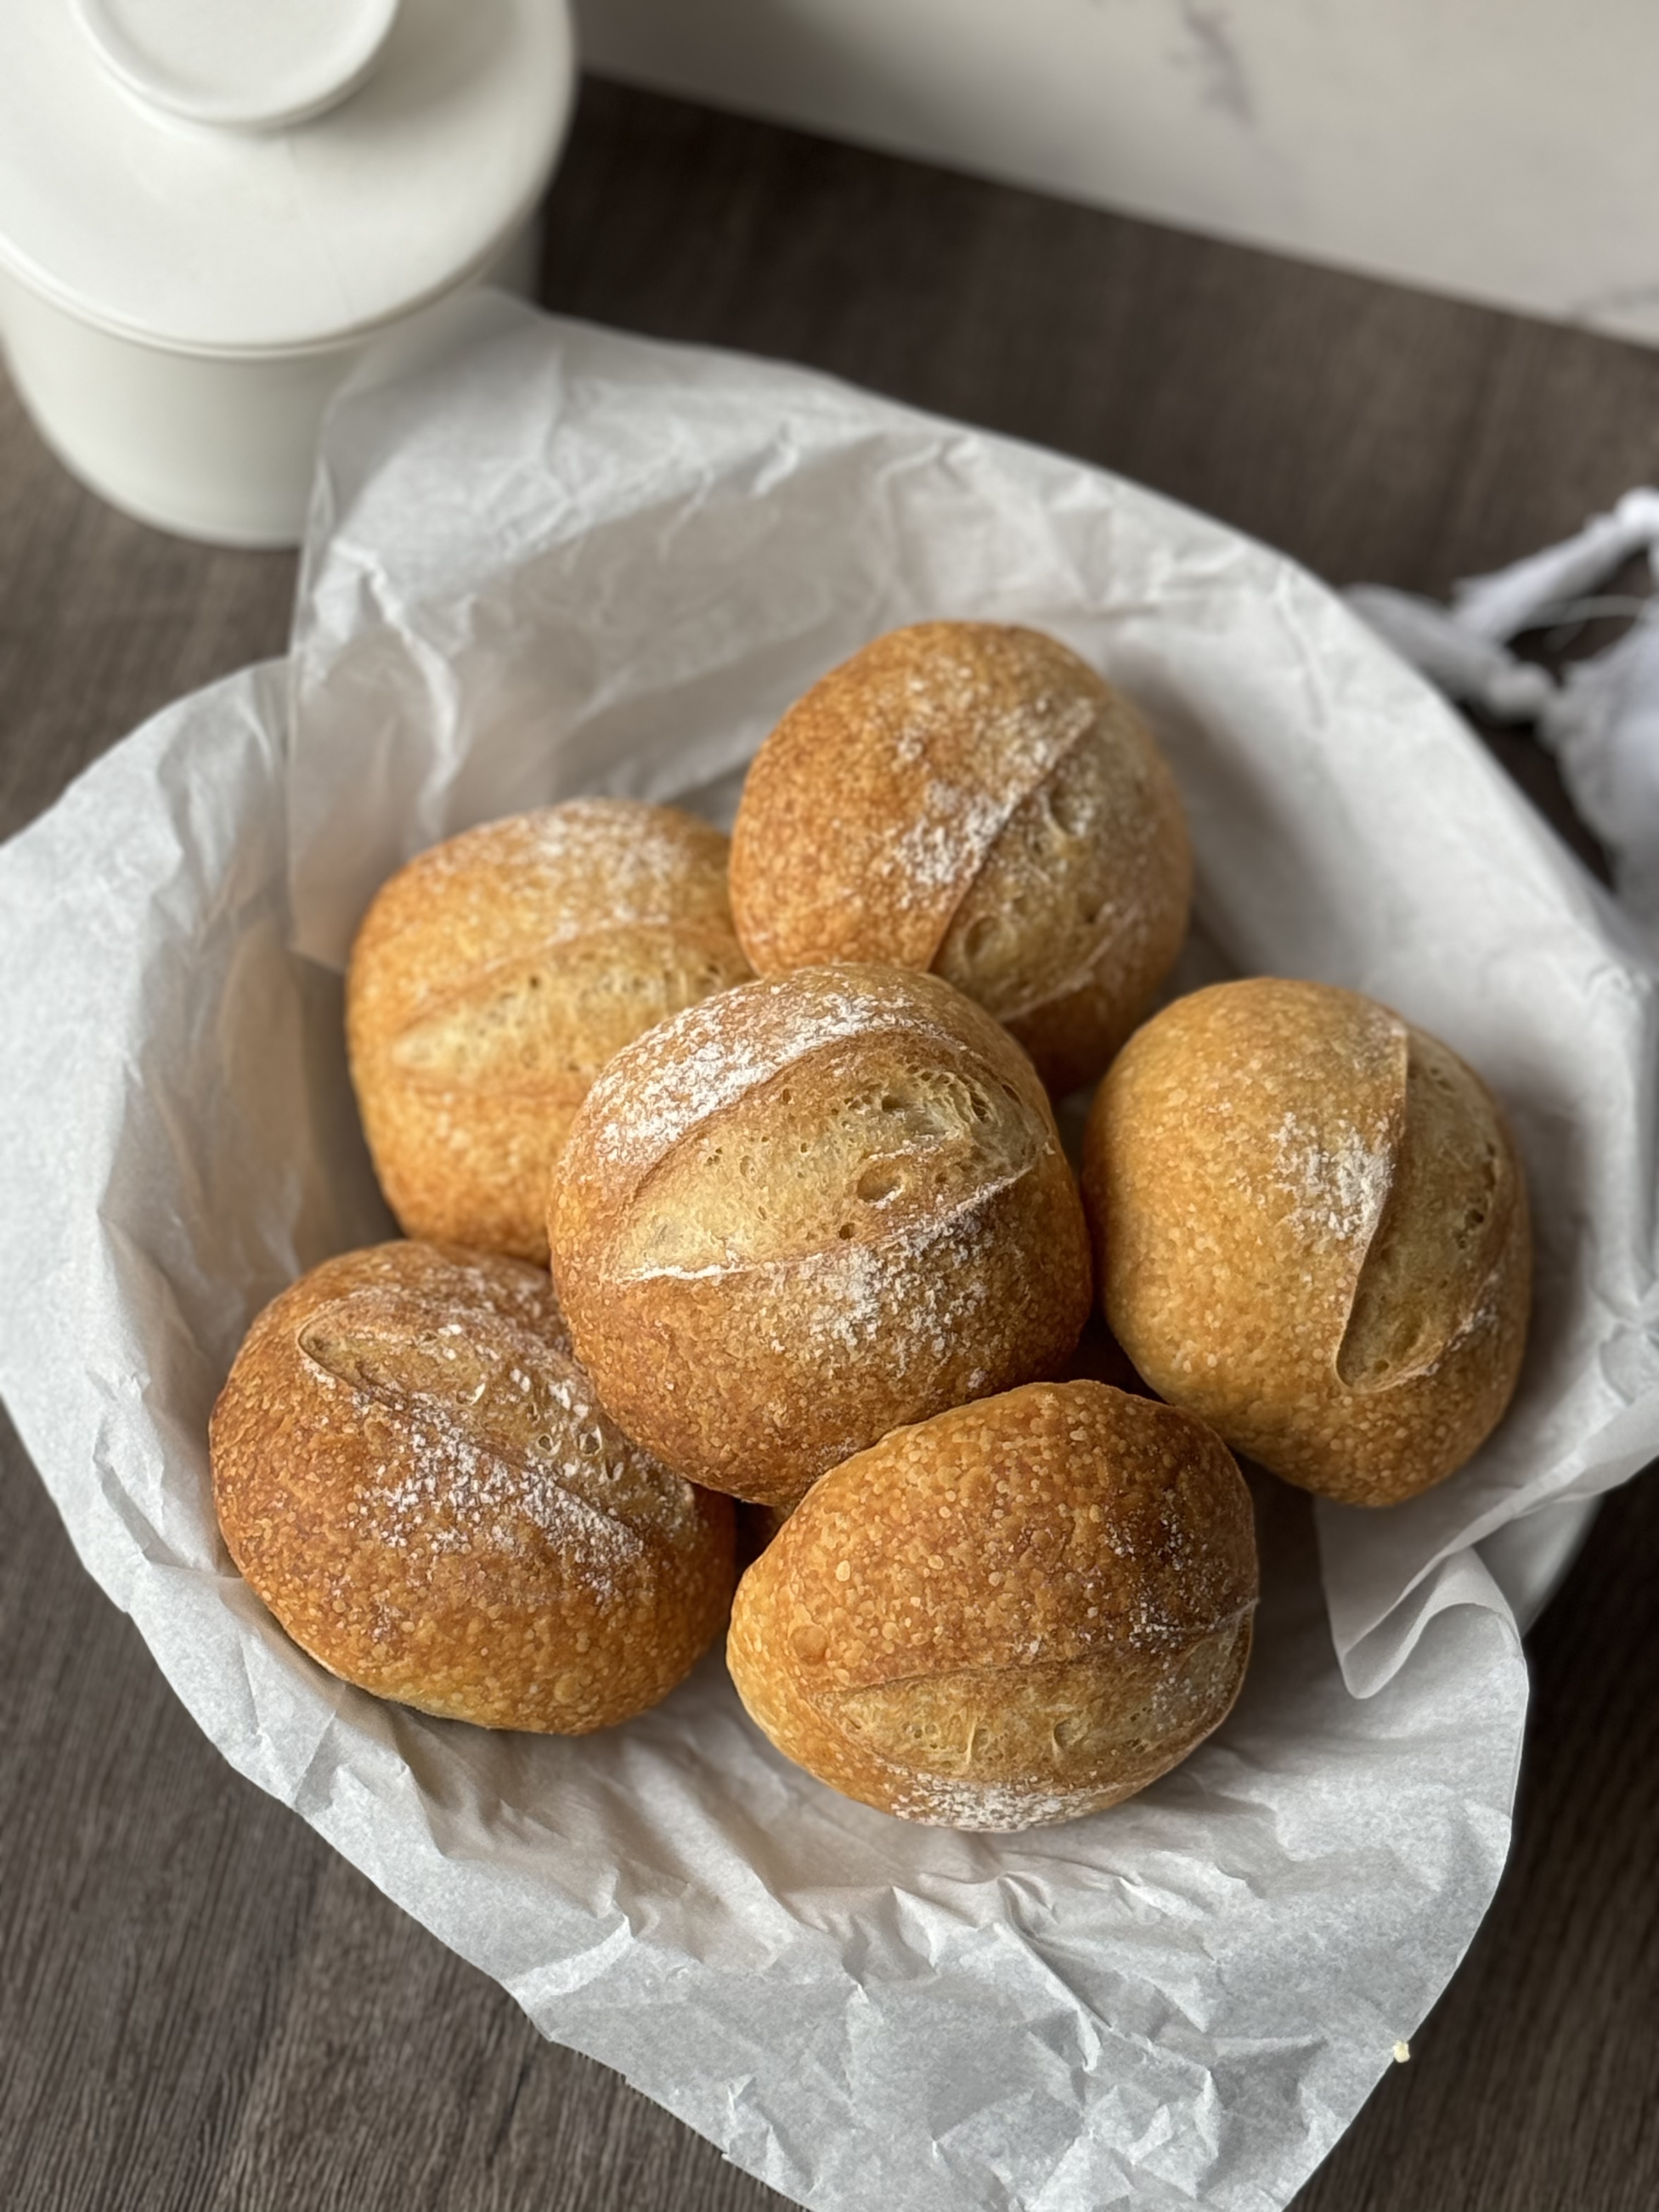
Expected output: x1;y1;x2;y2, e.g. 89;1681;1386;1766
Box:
548;964;1094;1508
346;799;752;1263
1082;978;1532;1506
727;1381;1256;1829
209;1241;735;1733
729;623;1190;1092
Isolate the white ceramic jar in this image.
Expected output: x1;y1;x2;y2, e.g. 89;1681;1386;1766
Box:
0;0;574;546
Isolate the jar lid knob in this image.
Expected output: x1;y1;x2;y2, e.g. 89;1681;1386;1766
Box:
74;0;401;130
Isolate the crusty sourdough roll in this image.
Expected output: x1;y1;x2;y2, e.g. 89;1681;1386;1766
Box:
347;799;752;1263
210;1241;735;1733
727;1381;1257;1830
548;963;1093;1510
1083;978;1532;1506
729;622;1192;1094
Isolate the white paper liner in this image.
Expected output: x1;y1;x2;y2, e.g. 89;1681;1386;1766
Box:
1348;492;1659;928
1;292;1655;2210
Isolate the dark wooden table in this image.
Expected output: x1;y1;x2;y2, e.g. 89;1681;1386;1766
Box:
3;78;1656;2212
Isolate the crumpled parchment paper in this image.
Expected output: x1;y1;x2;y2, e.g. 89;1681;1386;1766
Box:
1348;486;1659;930
2;290;1657;2212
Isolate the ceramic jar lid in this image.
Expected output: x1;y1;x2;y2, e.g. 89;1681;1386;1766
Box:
75;0;403;130
0;0;572;355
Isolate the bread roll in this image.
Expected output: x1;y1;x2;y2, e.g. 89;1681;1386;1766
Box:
210;1241;735;1733
347;800;752;1263
727;1381;1256;1830
548;963;1093;1510
1083;978;1531;1506
729;623;1191;1093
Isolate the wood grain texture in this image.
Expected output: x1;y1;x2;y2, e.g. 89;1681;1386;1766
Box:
1;72;1656;2212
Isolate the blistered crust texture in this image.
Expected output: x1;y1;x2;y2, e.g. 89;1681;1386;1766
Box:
729;622;1191;1093
1083;978;1531;1506
548;964;1094;1509
727;1381;1257;1830
346;799;752;1263
209;1241;735;1733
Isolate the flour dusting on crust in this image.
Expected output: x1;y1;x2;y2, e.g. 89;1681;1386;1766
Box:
1267;1109;1393;1245
574;966;1011;1186
297;1251;703;1599
404;799;733;945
